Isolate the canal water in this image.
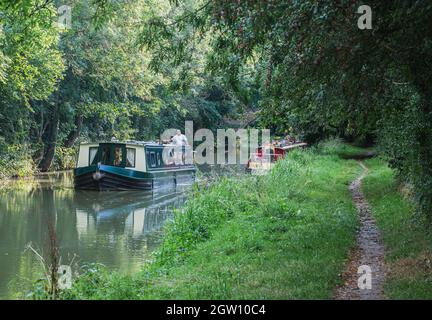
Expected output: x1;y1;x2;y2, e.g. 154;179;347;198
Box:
0;172;190;299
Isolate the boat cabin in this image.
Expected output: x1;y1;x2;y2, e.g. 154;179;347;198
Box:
77;142;193;171
74;141;195;191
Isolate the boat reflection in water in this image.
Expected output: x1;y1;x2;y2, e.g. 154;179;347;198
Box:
70;182;191;268
0;172;192;298
74;188;187;241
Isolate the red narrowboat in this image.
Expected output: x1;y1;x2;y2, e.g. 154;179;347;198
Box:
246;142;307;174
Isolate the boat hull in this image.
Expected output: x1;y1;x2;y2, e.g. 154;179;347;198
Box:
74;165;195;191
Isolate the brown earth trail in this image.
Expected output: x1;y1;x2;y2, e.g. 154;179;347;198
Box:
334;161;386;300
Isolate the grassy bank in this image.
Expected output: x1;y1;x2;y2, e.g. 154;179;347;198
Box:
316;138;375;159
38;147;361;300
362;158;432;299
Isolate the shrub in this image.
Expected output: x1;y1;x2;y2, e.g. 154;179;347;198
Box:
0;142;35;180
53;146;77;171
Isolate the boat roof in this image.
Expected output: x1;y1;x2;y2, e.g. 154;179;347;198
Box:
80;140;160;147
79;140;187;148
257;142;308;150
279;142;308;150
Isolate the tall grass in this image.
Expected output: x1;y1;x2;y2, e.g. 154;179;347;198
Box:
316;138;375;159
362;158;432;299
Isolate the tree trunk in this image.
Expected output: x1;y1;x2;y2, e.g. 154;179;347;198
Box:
32;105;47;165
38;105;60;172
64;114;83;148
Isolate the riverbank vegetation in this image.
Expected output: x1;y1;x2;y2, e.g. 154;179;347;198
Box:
362;158;432;299
27;146;360;299
0;143;34;181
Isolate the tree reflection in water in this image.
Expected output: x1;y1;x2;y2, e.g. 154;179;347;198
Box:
0;171;190;299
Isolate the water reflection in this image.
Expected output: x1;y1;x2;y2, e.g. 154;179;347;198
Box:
0;172;190;299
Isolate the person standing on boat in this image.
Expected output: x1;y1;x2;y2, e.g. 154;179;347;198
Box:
171;129;189;165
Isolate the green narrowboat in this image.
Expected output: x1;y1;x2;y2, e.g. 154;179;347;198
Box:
74;141;196;191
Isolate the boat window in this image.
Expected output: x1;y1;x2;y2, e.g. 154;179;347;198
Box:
89;147;98;165
150;152;156;167
156;152;161;167
126;148;136;167
114;147;123;166
102;146;111;165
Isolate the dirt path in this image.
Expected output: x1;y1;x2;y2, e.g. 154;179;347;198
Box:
334;161;386;300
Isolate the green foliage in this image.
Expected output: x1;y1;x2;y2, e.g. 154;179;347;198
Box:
0;141;35;180
0;0;64;105
0;0;238;175
363;158;432;299
0;0;64;150
317;138;375;159
52;146;77;171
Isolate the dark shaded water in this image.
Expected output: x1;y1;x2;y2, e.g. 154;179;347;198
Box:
0;172;190;299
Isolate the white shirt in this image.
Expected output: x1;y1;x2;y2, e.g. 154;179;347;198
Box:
172;134;188;146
